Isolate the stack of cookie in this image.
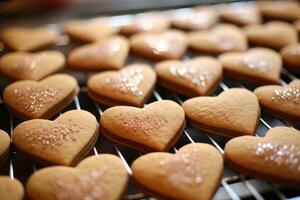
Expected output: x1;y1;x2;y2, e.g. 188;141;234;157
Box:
0;1;300;199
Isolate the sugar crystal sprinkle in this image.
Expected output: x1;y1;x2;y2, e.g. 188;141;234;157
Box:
169;64;212;87
212;35;237;50
159;148;204;187
121;112;168;134
272;86;300;104
12;86;58;115
24;123;78;148
147;36;183;55
243;55;272;72
56;167;108;200
254;142;300;172
12;55;44;74
105;67;144;96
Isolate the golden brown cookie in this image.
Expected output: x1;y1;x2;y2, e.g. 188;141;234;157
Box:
26;155;128;200
119;13;169;36
295;19;300;34
0;130;10;165
188;24;248;54
258;1;300;22
219;4;261;26
183;88;260;138
254;80;300;123
88;64;156;107
64;18;115;42
12;110;98;166
132;143;223;200
155;56;222;97
3;74;79;120
219;48;282;85
0;176;24;200
244;21;299;50
280;43;300;73
68;36;129;71
0;51;65;81
171;7;218;31
100;100;185;152
130;30;187;61
2;27;57;51
224;126;300;187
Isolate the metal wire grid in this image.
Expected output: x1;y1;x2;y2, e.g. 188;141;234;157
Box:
1;64;299;200
0;3;300;200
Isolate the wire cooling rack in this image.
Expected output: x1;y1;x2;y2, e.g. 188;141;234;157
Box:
0;3;300;200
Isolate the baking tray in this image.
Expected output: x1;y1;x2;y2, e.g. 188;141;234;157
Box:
0;1;300;200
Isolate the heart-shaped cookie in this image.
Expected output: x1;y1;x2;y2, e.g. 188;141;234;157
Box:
2;27;57;51
280;43;300;73
219;48;282;85
119;13;170;36
26;155;128;200
3;74;79;120
258;1;300;22
132;143;223;200
0;51;65;81
171;6;218;31
219;4;262;26
224;126;300;187
12;110;98;166
64;18;115;42
68;36;129;71
88;64;156;107
254;80;300;123
244;21;299;50
100;100;185;152
183;88;260;137
130;30;187;61
155;56;223;97
188;24;248;54
0;130;10;165
0;176;24;200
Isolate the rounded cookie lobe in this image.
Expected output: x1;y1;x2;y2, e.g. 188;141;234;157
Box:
100;100;185;152
64;18;115;42
0;176;24;200
68;36;129;71
219;47;282;85
188;24;248;54
120;13;170;36
2;27;57;51
258;1;300;21
219;4;261;26
280;43;300;73
171;6;218;31
0;130;10;165
254;80;300;123
155;56;223;97
130;30;187;61
244;21;299;50
87;64;156;107
3;74;79;120
224;127;300;187
183;88;260;137
26;155;128;200
131;143;223;200
0;51;65;81
12;110;98;166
